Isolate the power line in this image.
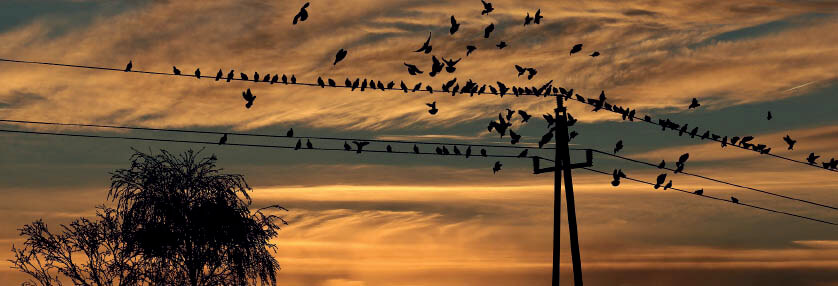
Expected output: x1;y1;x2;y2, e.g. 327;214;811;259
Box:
0;118;551;151
0;128;551;161
580;148;838;211
579;167;838;226
0;57;556;98
560;94;837;173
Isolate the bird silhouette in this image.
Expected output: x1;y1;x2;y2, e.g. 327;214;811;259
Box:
493;161;502;173
415;32;433;54
611;169;626;186
515;65;527;77
481;0;494;15
413;145;420;154
694;189;704;195
385;145;393;152
767;111;772;120
539;131;553;148
294;139;302;150
334;48;347;65
218;134;228;145
263;74;271;82
442;146;451;155
526;68;537;80
194;68;201;79
731;197;740;204
783;135;796;150
569;131;579;141
465;146;472;158
306;139;313;149
173;66;181;75
806;153;820;165
282;74;288;84
614;140;623;154
449;146;460;156
590;51;600;57
450;16;460;35
226;70;235;82
496;41;507;49
253;72;259;82
400;81;408;93
510;130;521;144
429;56;444;77
481;148;488;157
328;78;336;87
658;160;666;169
286;128;294;137
352;141;369;154
534;9;543;24
466;45;476;56
524;12;533;26
435;147;443;155
570;44;583;55
413;82;422;92
505;109;515;121
663;180;673;190
518;110;532;122
292;2;310;25
215;69;223;81
484;23;494;38
125;60;132;72
291;75;296;84
242;88;256;109
517;149;528;158
654;173;667;189
426;101;438;115
443;57;461;73
740;136;754;146
344;141;351;151
317;77;325;88
240;73;248;81
688;98;700;109
543;114;556;128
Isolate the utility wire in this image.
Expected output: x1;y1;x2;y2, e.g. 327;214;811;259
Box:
0;118;552;151
0;128;552;161
580;148;838;211
579;167;838;226
0;57;554;98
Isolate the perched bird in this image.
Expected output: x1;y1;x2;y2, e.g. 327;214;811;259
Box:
484;23;494;38
657;160;666;169
767;111;772;120
281;74;288;84
226;70;235;82
783;135;796;150
678;153;690;165
240;73;249;81
414;32;433;54
493;161;502;173
291;75;296;84
481;148;487;157
344;141;351;151
125;60;132;72
663;180;673;190
242;88;256;109
334;48;348;65
614;140;623;154
263;74;271;82
173;66;181;75
253;72;259;82
480;0;494;15
570;44;583;55
400;81;408;93
496;41;507;49
386;145;393;152
510;130;521;144
328;78;336;87
466;45;477;56
694;189;704;195
218;134;228;145
538;131;553;148
426;101;438;115
518;110;532;122
688;98;700;109
292;2;310;25
413;82;422;92
731;197;740;204
215;69;223;81
611;169;626;187
465;146;472;158
534;9;543;24
806;153;820;165
317;77;325;88
443;57;461;73
286;128;294;137
306;139;313;149
294;139;302;150
194;68;201;79
517;149;528;158
654;173;667;189
413;145;420;154
352;141;370;154
449;15;460;35
590;51;600;57
453;146;462;155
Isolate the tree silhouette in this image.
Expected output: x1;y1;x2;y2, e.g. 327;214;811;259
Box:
10;149;286;286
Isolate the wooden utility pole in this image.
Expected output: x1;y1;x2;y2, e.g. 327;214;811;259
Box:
555;94;584;286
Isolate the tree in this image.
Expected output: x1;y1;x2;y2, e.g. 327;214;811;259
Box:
10;149;287;286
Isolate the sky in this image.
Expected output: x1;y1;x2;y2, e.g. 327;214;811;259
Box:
1;0;837;285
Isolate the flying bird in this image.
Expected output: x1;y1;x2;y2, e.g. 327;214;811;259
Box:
125;60;132;72
429;56;444;77
614;140;623;154
505;109;515;121
334;48;347;65
517;149;528;158
611;169;626;186
534;9;543;24
427;101;438;115
484;23;494;38
194;68;201;79
524;12;533;26
292;2;310;25
466;45;476;56
654;173;667;189
414;32;433;54
518;110;532;122
515;65;527;77
352;141;370;154
806;153;820;165
493;161;502;173
403;63;424;76
218;134;228;145
688;98;700;109
481;0;494;15
783;135;796;150
443;57;461;73
450;16;460;35
538;131;553;148
570;44;583;55
510;130;521;144
590;51;600;57
496;41;507;49
172;66;181;75
526;68;537;80
242;88;256;109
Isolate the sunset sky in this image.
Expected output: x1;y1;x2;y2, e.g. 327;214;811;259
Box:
1;0;838;285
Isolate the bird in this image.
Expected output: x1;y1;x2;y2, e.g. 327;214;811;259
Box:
505;109;515;121
543;114;556;128
291;75;296;84
426;102;438;115
614;140;623;154
413;145;420;154
524;12;533;26
218;134;228;145
783;135;796;150
413;82;422;92
172;66;181;75
466;45;476;56
334;49;347;65
663;180;673;190
124;60;132;72
496;41;507;49
767;111;772;120
240;73;248;81
515;65;527;77
194;68;201;79
806;153;820;165
414;32;433;54
226;70;235;82
294;139;302;150
465;146;472;158
215;69;223;81
306;139;313;149
534;9;543;24
429;56;444;77
570;44;583;55
694;189;704;195
526;68;537;80
517;149;528;158
317;77;325;88
568;131;579;141
493;161;502;173
678;153;690;165
480;0;494;15
484;23;494;38
518;110;532;122
590;51;600;57
281;74;288;84
400;81;408;93
450;16;460;35
510;130;521;144
731;197;740;204
453;146;462;155
654;173;667;189
386;145;393;152
253;72;259;82
292;2;310;25
442;57;461;73
538;131;553;148
611;169;626;187
328;78;336;87
688;98;700;109
657;160;666;169
242;88;256;109
286;128;294;137
344;141;351;151
263;74;271;82
352;141;370;154
481;148;488;157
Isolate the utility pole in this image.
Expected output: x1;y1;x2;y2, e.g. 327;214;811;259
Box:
552;94;563;285
556;95;584;286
